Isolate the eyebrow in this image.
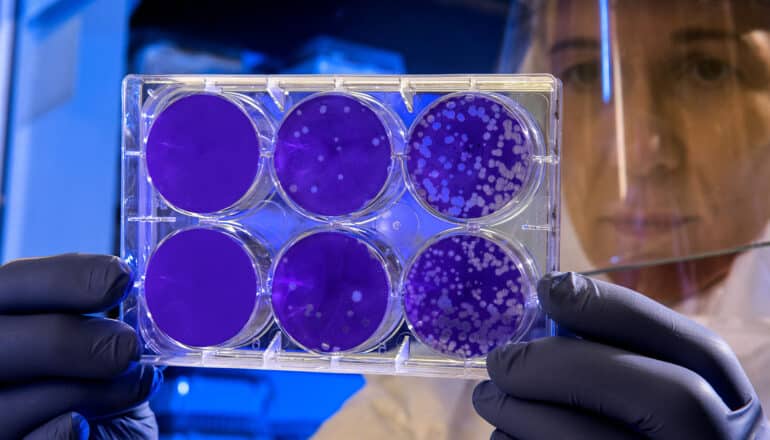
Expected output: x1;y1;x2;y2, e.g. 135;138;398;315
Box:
671;27;740;43
548;28;740;55
549;37;599;54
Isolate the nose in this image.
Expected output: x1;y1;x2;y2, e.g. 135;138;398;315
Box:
620;71;685;179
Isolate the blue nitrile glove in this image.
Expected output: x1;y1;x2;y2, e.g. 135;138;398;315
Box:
0;254;161;439
473;272;769;440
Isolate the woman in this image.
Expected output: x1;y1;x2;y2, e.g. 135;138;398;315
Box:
314;1;770;438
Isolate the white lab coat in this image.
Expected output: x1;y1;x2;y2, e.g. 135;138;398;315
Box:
313;219;770;439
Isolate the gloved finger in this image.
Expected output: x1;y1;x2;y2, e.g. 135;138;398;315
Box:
486;337;729;439
88;402;158;440
0;365;162;439
473;380;642;440
0;254;132;314
0;315;139;380
22;412;88;440
755;420;770;439
538;272;754;410
490;429;516;440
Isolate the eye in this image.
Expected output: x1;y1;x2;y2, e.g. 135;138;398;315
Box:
682;56;736;87
560;61;601;90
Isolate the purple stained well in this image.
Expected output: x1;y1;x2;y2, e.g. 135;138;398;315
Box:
146;93;262;215
274;93;393;218
406;93;533;221
271;231;393;353
144;228;262;348
403;233;527;358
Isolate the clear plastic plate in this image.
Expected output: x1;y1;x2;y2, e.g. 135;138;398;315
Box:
121;74;561;379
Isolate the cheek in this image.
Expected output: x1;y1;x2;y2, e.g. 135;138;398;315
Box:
740;93;770;187
727;96;770;228
679;92;770;245
562;117;597;234
681;92;770;199
562;101;610;185
562;100;622;217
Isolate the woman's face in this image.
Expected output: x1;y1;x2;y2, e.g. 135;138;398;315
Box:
535;0;770;302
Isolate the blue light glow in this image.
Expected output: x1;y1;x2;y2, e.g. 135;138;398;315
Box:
176;377;190;396
599;0;612;103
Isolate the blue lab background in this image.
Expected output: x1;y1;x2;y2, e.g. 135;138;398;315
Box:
0;0;521;437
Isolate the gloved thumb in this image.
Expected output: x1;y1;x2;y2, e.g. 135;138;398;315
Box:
22;412;89;440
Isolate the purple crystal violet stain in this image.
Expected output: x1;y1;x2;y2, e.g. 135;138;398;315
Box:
274;93;393;218
144;228;262;348
403;233;527;358
406;93;533;221
271;230;393;353
146;93;262;215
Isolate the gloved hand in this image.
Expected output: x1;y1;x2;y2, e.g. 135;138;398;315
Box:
473;272;769;440
0;254;162;439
